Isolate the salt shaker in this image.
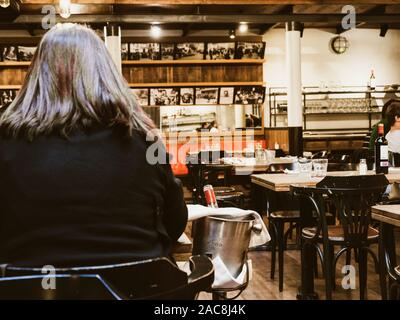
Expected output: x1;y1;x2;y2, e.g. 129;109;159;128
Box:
359;159;367;175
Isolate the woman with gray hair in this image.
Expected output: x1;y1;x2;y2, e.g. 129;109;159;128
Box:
0;24;187;267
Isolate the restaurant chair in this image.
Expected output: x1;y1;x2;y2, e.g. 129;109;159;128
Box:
0;274;122;300
1;255;214;300
265;162;302;292
187;152;244;208
293;174;389;300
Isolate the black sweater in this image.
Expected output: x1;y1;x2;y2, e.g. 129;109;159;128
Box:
0;129;188;267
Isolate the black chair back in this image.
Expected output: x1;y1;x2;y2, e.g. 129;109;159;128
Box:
0;274;121;300
294;175;388;246
2;256;214;300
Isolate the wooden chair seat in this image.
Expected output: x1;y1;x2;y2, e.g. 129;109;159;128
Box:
215;191;244;201
213;186;235;194
302;225;379;242
270;210;300;220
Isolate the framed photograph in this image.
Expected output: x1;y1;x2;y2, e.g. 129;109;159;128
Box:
121;43;129;61
175;43;205;60
17;46;36;62
132;88;149;106
235;42;266;59
195;87;219;105
219;87;235;105
0;90;17;110
180;88;194;105
1;46;18;61
206;42;235;60
150;88;179;106
161;43;175;60
129;43;160;60
234;86;266;104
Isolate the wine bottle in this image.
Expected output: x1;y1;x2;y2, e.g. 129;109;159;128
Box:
375;123;389;174
369;70;376;90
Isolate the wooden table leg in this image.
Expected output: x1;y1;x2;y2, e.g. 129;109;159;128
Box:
297;241;319;300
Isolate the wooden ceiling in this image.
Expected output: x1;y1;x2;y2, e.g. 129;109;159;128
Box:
1;1;400;35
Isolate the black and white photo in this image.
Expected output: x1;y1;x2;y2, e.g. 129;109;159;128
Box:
161;43;175;60
17;46;36;61
129;43;160;60
180;88;194;105
195;87;219;105
219;87;235;104
235;42;266;59
132;88;149;106
0;90;17;110
121;43;129;60
206;43;235;60
150;88;179;106
175;43;205;60
1;46;18;61
234;86;265;104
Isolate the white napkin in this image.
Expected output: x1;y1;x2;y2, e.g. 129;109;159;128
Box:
187;204;270;247
212;256;252;289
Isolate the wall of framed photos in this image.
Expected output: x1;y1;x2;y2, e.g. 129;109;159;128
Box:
121;41;266;61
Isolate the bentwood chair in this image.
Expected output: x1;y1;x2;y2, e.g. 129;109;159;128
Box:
187;151;244;208
292;174;389;300
265;162;302;292
0;256;214;300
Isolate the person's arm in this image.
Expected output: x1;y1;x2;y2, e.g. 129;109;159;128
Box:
161;164;188;242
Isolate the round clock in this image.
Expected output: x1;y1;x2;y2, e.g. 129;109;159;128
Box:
330;36;349;54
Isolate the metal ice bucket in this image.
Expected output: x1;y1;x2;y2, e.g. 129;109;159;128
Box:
192;214;259;278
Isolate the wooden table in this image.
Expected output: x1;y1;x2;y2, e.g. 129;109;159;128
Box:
251;170;400;192
371;205;400;300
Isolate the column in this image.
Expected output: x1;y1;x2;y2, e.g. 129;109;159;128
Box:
104;23;122;74
285;21;303;157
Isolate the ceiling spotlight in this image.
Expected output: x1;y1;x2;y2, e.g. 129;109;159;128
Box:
150;25;162;38
229;29;236;39
59;0;71;19
239;22;248;33
0;0;10;8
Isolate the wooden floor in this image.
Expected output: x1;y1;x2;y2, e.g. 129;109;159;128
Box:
199;232;400;300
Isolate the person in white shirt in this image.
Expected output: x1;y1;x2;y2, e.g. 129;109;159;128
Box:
385;101;400;158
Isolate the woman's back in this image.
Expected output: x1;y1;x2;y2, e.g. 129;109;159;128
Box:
0;129;187;267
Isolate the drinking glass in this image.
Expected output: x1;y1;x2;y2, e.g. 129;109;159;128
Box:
312;159;328;177
298;158;312;176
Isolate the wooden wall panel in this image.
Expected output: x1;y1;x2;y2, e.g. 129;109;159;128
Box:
122;64;263;84
264;128;289;152
0;68;27;85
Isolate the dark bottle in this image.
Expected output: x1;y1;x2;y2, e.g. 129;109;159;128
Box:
375;123;389;174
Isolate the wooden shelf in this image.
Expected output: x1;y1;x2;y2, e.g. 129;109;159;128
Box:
0;62;31;67
0;82;265;90
129;82;264;88
0;85;22;90
122;59;265;65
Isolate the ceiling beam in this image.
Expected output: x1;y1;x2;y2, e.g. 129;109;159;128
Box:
12;13;400;25
18;1;400;5
380;23;389;36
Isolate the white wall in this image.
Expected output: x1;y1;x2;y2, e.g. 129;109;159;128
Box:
262;28;400;128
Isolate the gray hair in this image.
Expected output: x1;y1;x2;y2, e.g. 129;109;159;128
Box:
0;23;156;140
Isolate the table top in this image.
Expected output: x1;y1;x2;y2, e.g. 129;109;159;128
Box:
251;169;400;192
371;205;400;227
